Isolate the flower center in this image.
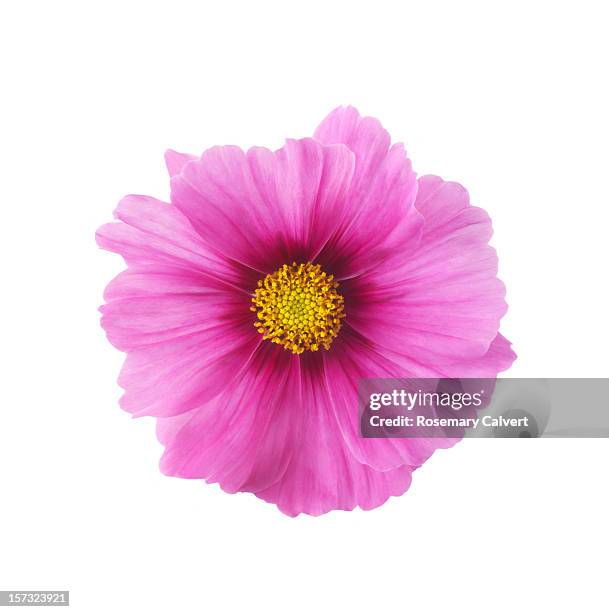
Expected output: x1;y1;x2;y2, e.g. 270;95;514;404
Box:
251;262;345;354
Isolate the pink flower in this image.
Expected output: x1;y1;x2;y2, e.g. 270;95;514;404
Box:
97;106;515;516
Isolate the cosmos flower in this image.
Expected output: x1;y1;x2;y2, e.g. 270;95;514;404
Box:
96;106;515;516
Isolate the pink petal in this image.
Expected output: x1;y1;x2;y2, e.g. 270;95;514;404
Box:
103;264;244;301
442;333;516;377
321;330;514;473
96;194;253;290
346;175;508;365
100;263;261;417
314;106;390;199
254;355;414;516
319;144;422;278
257;459;413;518
314;106;422;278
170;139;355;273
116;320;260;417
100;291;250;351
158;344;301;493
164;149;197;177
323;331;458;473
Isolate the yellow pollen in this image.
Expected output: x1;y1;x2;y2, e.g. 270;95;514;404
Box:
251;262;345;354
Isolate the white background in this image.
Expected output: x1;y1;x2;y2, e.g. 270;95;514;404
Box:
1;1;608;610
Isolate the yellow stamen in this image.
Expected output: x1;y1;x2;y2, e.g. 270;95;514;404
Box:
251;262;345;354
